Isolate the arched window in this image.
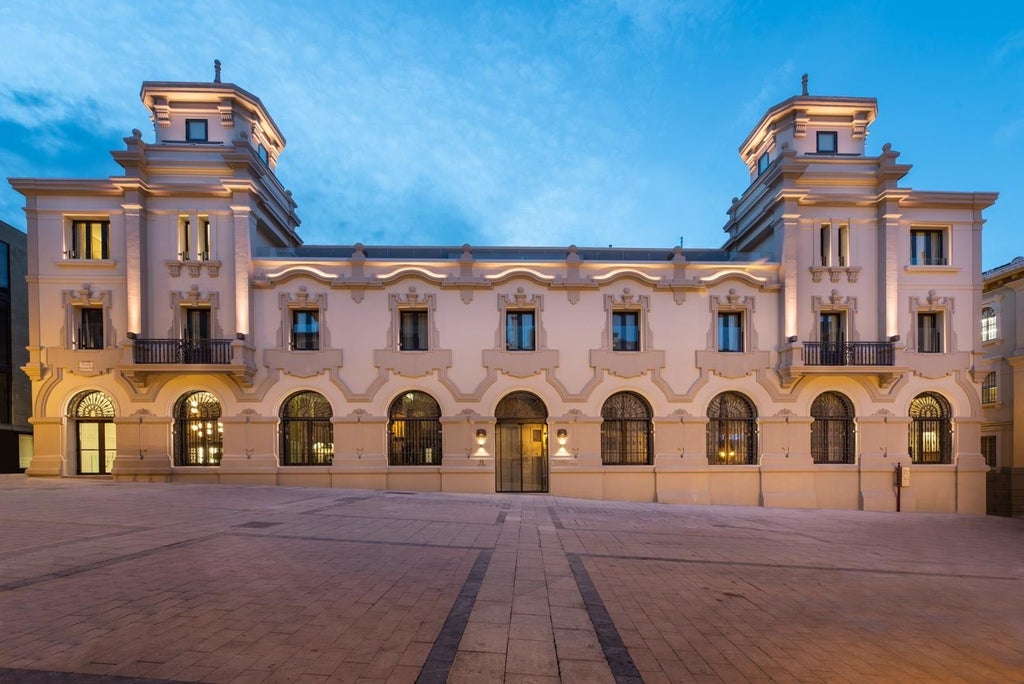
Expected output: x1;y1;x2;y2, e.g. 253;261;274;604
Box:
908;393;952;464
981;306;997;342
706;392;757;465
600;392;653;465
388;391;442;465
280;391;333;466
174;391;223;466
70;391;116;475
982;372;998;405
810;392;855;464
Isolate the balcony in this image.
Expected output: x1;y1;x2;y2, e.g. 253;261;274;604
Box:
803;341;894;367
133;339;233;364
121;338;256;388
778;340;906;389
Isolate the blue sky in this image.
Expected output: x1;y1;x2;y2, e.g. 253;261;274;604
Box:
1;1;1021;269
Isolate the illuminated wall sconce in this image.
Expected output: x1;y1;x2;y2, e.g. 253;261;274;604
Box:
235;332;246;340
787;335;798;343
557;428;568;446
476;428;488;445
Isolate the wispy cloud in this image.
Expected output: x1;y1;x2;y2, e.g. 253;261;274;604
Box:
992;29;1024;63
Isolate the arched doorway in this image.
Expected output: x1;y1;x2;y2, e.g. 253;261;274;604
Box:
495;391;548;493
70;391;116;475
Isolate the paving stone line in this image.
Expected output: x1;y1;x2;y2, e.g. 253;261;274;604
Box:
574;551;1023;581
0;665;184;682
416;548;493;683
0;535;220;593
566;553;643;684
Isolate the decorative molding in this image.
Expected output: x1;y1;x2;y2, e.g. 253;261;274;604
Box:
495;288;547;350
707;288;758;351
276;286;330;349
169;286;222;338
601;288;653;350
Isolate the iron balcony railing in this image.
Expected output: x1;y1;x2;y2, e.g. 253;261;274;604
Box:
803;341;895;367
132;338;233;364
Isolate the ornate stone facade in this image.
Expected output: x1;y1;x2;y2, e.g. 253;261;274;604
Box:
9;77;996;512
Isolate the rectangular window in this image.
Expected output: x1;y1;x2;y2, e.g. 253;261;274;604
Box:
816;131;838;154
718;312;743;352
178;217;190;260
291;310;320;351
612;311;640;351
198;219;211;260
837;224;849;266
982;372;998;404
506;310;536;351
185;119;209;142
0;241;8;288
819;224;831;266
77;307;104;350
757;152;770;176
820;313;844;343
258;143;269;163
184;308;211;341
400;311;429;351
69;220;109;260
178;217;211;260
917;313;942;353
910;229;946;266
981;435;997;469
981;307;997;342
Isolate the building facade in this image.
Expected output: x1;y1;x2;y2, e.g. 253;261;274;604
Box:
981;258;1024;515
0;220;31;471
9;76;996;512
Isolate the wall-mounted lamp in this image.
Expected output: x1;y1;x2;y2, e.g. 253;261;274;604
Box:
475;428;487;445
235;332;246;340
127;332;137;340
557;428;568;446
787;335;798;343
889;335;900;342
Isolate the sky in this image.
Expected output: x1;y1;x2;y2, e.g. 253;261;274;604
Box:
0;1;1021;269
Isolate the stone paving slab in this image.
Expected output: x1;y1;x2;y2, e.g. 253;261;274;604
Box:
0;476;1021;682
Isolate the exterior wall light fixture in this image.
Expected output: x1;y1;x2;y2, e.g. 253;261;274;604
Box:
476;428;487;445
557;428;568;446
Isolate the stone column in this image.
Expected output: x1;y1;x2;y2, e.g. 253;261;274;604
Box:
25;416;63;476
654;413;711;505
858;413;910;512
331;413;388;490
954;417;987;514
219;412;279;485
549;413;603;500
759;414;816;508
111;413;172;482
440;413;495;494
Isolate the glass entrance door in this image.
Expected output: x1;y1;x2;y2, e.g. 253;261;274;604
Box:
496;422;548;493
78;420;116;474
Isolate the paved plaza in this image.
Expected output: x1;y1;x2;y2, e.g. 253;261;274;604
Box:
0;476;1021;683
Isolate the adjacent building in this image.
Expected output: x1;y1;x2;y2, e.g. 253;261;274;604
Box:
0;220;31;472
981;258;1024;515
8;74;997;512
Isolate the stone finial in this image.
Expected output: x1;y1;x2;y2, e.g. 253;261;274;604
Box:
214;59;222;83
801;73;808;96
